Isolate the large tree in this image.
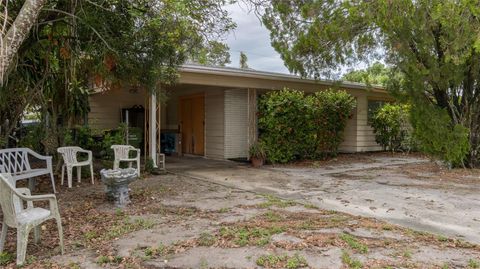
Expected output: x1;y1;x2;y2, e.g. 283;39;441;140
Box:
0;0;46;84
0;0;235;148
258;0;480;167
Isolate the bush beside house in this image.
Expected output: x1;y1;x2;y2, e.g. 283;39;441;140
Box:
370;104;412;152
258;88;356;163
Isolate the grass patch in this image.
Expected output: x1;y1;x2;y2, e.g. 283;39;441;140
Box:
144;244;166;259
264;211;282;222
218;207;230;213
0;252;14;266
96;255;122;265
469;259;480;268
259;195;297;208
341;251;362;269
339;233;368;254
103;217;155;240
256;253;307;269
198;232;216;247
219;226;284;247
303;203;319;209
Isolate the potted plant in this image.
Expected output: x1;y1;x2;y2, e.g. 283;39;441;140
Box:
249;141;267;167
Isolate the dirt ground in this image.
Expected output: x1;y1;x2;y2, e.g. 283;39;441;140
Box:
1;158;480;269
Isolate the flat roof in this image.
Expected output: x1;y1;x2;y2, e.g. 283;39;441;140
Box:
180;64;386;92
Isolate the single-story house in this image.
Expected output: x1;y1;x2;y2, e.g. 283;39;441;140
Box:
88;64;392;166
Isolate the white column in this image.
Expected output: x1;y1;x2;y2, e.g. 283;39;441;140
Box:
149;92;158;167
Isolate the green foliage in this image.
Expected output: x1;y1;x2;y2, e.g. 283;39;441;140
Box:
469;259;480;268
370;104;412;151
193;41;231;67
260;0;480;166
411;104;470;167
341;251;363;269
258;88;355;163
339;233;369;254
342;62;391;86
18;124;44;152
256;253;307;269
0;0;235;149
0;252;14;266
145;158;155;174
309;90;357;158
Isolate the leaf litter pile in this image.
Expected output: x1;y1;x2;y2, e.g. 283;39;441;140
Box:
0;173;479;268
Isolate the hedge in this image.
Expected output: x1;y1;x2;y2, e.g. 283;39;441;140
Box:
258;88;356;163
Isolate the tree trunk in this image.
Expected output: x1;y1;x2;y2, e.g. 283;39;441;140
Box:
0;0;46;84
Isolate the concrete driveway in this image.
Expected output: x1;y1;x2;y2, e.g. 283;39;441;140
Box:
167;154;480;244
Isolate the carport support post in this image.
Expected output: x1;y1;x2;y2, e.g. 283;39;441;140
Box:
149;92;158;168
247;88;258;160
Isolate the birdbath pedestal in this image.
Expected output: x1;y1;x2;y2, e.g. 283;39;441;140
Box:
100;168;138;207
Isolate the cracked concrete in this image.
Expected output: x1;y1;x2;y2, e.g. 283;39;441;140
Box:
168;154;480;244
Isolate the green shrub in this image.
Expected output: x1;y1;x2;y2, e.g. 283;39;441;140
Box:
370;104;412;151
309;90;356;158
258;88;356;163
411;104;470;167
18;124;44;152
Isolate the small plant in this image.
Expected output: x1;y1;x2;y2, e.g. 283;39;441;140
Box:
250;140;267;167
339;233;368;254
83;230;98;241
341;251;362;269
0;252;14;266
219;226;284;247
144;243;165;258
250;141;267;159
469;259;480;268
198;232;216;246
145;157;155;173
256;253;307;269
259;194;297;208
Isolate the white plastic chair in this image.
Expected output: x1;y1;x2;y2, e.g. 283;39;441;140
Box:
57;146;94;188
0;173;64;266
157;152;166;170
111;145;141;176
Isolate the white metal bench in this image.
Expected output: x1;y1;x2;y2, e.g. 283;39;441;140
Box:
0;148;56;193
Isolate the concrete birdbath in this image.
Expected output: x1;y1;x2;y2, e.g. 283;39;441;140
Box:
100;168;138;207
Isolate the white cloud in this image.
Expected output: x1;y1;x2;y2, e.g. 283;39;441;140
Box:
224;3;290;74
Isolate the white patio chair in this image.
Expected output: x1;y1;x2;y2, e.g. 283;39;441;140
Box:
0;173;64;266
111;145;141;176
57;146;94;188
0;148;56;193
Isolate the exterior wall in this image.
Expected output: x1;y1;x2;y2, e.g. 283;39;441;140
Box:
205;90;225;159
224;89;249;159
355;95;383;151
88;88;146;130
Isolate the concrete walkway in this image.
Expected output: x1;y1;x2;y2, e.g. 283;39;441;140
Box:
167;155;480;244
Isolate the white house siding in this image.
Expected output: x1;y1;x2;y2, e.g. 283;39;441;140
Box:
224;89;249;159
339;107;358;152
205;90;226;159
88;88;146;130
355;95;383;151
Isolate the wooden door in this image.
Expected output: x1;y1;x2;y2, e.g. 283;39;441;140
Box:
180;94;205;155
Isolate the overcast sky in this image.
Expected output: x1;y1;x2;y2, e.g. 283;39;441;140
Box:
224;3;290;74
